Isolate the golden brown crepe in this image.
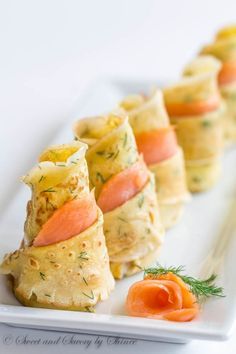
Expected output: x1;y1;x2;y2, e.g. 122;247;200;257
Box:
201;28;236;144
164;59;224;192
183;55;222;77
0;142;114;310
201;36;236;63
74;113;164;279
120;90;190;229
149;148;190;227
120;90;169;133
220;83;236;143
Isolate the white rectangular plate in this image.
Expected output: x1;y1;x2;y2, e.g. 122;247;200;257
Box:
0;79;236;343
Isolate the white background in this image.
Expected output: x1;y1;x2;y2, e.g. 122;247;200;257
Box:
0;0;236;353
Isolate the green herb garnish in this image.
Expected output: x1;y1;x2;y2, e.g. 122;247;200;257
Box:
96;172;106;184
96;151;106;156
42;187;56;193
202;120;211;128
39;272;46;281
112;149;119;160
144;264;224;300
46;198;56;210
83;277;88;286
192;176;202;183
82;290;94;300
183;94;193;103
38;175;45;183
138;194;144;208
78;251;89;261
96;151;116;159
118;216;128;223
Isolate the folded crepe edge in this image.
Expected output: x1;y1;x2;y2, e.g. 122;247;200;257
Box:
0;207;115;311
103;174;164;278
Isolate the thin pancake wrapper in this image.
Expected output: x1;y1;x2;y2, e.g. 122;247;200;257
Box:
74;113;164;279
201;35;236;63
184;54;236;145
201;32;236;144
120;90;169;133
0;142;114;310
220;82;236;143
149;148;190;228
164;65;224;192
120;90;190;229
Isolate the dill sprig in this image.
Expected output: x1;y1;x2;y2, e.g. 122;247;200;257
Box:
117;216;128;223
78;251;89;261
39;271;46;281
112;149;119;160
96;172;106;184
138;194;144;208
144;264;224;301
96;151;115;159
82;290;94;300
38;175;45;183
42;187;56;193
83;276;88;286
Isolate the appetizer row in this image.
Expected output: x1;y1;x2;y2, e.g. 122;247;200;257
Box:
0;118;164;310
0;24;231;321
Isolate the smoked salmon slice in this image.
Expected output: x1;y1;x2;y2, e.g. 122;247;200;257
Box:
97;158;149;213
162;308;199;322
218;61;236;85
145;272;197;309
126;273;199;322
33;193;97;247
165;94;220;117
135;127;178;165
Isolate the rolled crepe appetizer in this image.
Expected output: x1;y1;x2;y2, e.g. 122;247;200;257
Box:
216;25;236;40
0;142;114;311
201;26;236;144
120;90;190;229
73;113;164;279
164;61;224;192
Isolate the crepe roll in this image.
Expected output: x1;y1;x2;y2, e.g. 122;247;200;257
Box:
164;60;224;192
201;27;236;144
120;90;190;229
0;142;114;311
74;113;164;279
